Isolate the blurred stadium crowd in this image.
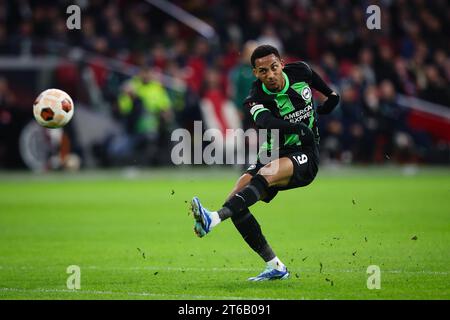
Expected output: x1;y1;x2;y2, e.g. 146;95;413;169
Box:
0;0;449;169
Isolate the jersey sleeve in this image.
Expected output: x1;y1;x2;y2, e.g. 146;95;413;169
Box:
286;61;334;97
284;61;313;80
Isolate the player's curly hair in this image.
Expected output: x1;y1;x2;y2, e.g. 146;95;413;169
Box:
250;45;281;67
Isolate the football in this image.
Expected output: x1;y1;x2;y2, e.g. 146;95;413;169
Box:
33;88;74;128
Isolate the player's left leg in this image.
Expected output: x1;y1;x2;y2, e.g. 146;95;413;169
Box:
231;208;289;281
224;174;287;280
244;147;319;280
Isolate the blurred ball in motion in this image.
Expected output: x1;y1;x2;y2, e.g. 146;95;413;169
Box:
33;89;74;128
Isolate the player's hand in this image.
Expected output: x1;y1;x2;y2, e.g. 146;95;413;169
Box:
297;122;315;146
317;92;340;115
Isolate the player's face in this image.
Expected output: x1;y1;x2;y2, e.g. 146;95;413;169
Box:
253;54;285;92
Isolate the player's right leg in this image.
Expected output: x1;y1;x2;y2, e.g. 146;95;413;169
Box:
191;157;293;236
216;157;294;222
192;173;252;237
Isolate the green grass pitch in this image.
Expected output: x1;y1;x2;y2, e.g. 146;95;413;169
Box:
0;167;449;300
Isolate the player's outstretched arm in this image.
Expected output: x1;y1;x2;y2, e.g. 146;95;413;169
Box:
310;68;340;115
316;92;340;115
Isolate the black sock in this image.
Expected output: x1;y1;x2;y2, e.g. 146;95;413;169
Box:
219;174;269;220
231;208;276;262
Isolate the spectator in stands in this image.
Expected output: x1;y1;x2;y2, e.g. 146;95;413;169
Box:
114;66;173;165
0;25;8;55
361;84;383;162
0;77;18;167
200;68;241;135
420;65;450;107
106;19;129;55
336;83;365;163
229;40;258;130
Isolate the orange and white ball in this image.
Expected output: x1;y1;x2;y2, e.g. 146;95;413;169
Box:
33;88;74;128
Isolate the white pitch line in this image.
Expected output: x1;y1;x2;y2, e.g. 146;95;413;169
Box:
1;265;449;275
0;288;446;301
0;287;286;300
321;269;450;275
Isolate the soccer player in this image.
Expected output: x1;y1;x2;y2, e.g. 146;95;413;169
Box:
191;45;340;281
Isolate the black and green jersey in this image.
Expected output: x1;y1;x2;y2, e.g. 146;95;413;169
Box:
244;61;329;156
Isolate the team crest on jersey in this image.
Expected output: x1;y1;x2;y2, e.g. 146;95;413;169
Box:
301;86;312;101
